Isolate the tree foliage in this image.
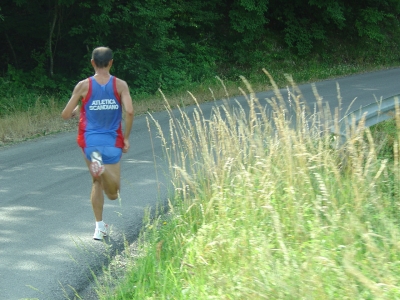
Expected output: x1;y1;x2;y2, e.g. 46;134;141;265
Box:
0;0;399;96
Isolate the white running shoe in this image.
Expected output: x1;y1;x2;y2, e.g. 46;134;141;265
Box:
90;151;105;178
93;224;108;240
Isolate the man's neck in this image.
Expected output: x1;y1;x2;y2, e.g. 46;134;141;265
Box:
94;68;110;77
93;68;111;85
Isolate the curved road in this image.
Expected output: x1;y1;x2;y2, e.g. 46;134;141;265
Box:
1;68;400;299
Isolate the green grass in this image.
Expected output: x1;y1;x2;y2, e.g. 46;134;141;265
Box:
91;75;400;299
369;118;399;161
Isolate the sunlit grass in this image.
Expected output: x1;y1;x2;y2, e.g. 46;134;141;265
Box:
0;98;76;146
97;72;400;299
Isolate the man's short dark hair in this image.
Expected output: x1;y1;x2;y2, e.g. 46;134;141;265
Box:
92;47;113;68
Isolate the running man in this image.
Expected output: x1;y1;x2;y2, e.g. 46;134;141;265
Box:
61;46;134;240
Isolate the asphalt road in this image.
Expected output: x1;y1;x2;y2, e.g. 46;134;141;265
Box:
1;67;400;300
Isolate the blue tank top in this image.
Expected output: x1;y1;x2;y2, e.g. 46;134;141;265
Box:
77;76;123;148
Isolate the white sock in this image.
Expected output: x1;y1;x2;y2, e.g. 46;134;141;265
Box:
96;221;105;229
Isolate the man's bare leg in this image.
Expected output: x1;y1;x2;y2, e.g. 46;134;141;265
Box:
84;157;121;222
90;178;104;221
101;163;121;200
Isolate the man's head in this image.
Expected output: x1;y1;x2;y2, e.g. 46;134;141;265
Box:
91;47;113;68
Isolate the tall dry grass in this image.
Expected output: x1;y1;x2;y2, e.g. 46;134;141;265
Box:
106;72;400;299
0;98;77;146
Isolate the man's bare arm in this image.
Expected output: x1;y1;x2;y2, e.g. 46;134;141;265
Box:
61;80;88;120
118;79;134;153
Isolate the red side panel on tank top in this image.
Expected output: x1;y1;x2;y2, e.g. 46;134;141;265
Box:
77;78;92;148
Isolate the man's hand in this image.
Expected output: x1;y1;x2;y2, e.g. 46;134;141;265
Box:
123;138;130;153
71;105;80;118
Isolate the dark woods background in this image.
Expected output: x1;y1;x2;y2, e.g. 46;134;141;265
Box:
0;0;399;111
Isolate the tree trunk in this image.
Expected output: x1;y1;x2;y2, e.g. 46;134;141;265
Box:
5;33;18;68
49;3;57;77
